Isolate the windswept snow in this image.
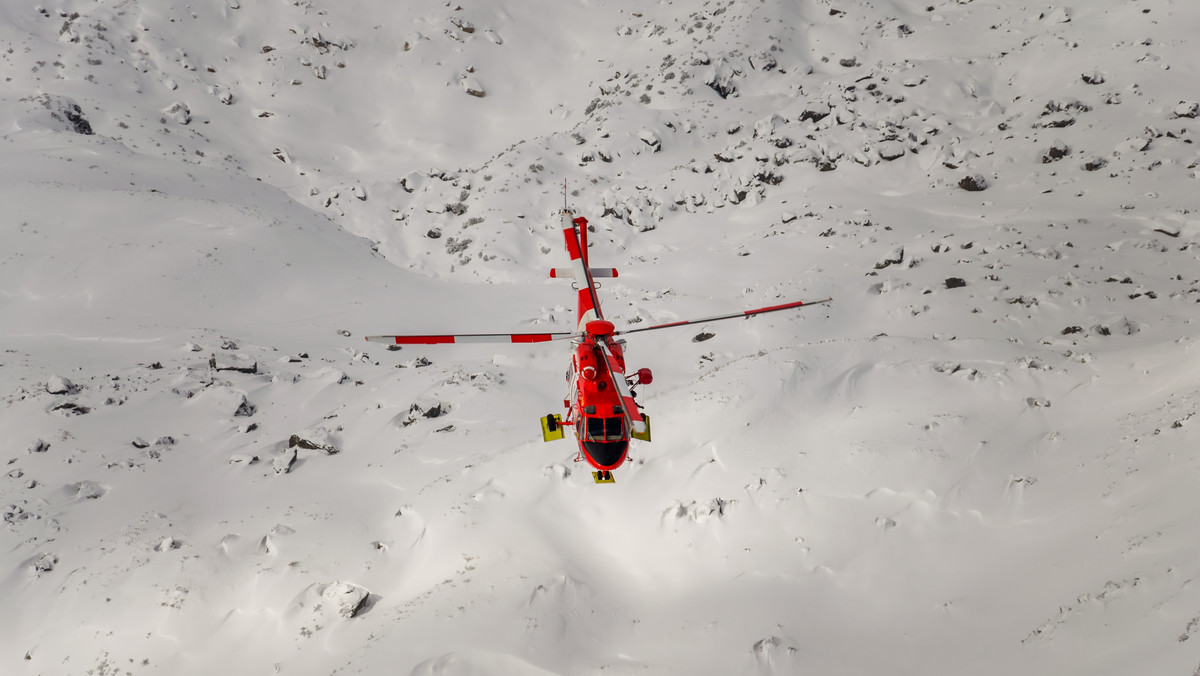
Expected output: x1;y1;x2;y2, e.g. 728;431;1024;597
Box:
3;1;1200;674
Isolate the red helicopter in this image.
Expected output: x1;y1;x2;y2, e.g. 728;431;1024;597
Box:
367;210;830;483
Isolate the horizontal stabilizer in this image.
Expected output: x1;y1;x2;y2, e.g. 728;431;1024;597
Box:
550;267;618;279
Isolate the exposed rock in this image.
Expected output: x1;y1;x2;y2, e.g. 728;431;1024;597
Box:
291;581;372;620
288;426;341;455
23;94;93;134
46;375;77;395
945;277;967;289
401;401;451;426
704;57;739;99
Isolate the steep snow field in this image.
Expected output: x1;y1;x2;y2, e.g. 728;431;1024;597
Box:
4;1;1200;674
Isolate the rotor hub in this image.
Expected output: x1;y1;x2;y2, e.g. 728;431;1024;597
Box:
585;319;615;338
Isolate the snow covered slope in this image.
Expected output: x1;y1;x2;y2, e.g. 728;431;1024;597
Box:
3;1;1200;674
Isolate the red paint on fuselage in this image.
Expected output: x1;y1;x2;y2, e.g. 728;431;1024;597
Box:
568;338;630;470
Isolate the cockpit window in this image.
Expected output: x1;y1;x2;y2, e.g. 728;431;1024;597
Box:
587;416;606;440
584;416;625;442
605;416;624;441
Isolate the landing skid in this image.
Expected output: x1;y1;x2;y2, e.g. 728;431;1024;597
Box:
592;470;615;484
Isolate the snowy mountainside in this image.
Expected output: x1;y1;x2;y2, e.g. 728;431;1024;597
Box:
3;0;1200;675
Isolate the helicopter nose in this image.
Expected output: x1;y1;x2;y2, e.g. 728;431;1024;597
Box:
582;366;597;380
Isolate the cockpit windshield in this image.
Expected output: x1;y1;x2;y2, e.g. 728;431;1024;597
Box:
585;416;625;442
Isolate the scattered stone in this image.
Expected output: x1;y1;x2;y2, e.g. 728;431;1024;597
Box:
401;401;449;426
638;129;662;152
958;174;988;192
72;481;107;500
1061;326;1083;335
875;246;905;269
945;277;967;289
692;332;715;343
273;448;298;474
1115;137;1151;154
1172;101;1199;119
799;102;831;123
1083;157;1108;171
161;101;191;125
461;77;485;98
1044;7;1070;23
50;402;90;416
1041;141;1070;163
1081;71;1105;85
28;439;50;454
31;553;57;574
878;141;906;160
234;396;255;417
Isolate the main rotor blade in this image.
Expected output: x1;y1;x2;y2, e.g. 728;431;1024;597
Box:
597;339;646;435
365;332;576;345
615;297;831;337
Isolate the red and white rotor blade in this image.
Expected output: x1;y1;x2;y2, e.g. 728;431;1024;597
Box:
365;332;575;345
597;339;646;435
616;297;831;337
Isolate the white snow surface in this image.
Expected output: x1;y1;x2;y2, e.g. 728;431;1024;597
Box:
3;0;1200;674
